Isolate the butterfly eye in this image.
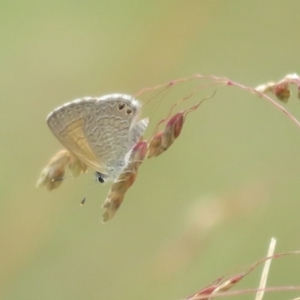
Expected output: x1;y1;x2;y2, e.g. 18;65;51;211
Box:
125;108;133;115
118;103;125;111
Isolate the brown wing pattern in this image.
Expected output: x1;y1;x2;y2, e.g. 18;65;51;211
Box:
47;98;108;174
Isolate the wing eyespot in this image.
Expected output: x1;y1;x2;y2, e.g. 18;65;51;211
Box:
118;103;125;111
125;108;133;115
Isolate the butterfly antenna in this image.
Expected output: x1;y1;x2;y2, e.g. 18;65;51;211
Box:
81;197;87;205
80;172;106;206
80;180;95;206
80;181;94;206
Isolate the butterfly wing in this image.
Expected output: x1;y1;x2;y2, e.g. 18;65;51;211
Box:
128;118;149;147
82;95;142;178
47;98;108;174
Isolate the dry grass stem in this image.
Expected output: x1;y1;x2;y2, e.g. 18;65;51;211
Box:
38;73;300;221
255;237;276;300
185;244;300;300
136;73;300;129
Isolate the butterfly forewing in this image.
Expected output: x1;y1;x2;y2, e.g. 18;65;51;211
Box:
47;98;108;174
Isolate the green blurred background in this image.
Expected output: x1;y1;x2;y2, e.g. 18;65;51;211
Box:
1;1;300;299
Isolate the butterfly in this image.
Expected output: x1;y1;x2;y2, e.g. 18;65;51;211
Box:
46;94;149;182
